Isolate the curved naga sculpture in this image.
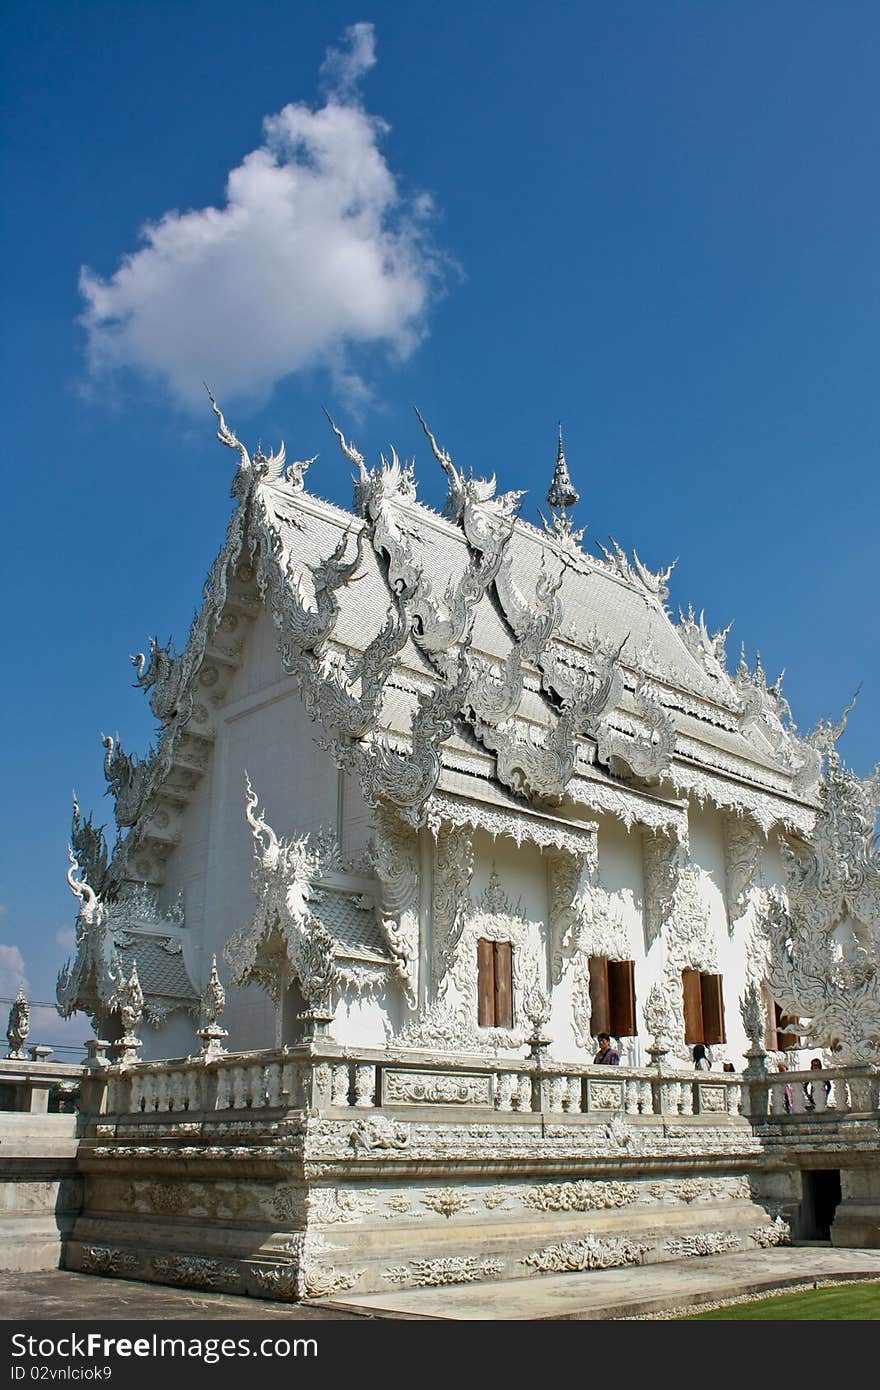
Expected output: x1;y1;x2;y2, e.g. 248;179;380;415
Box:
475;707;578;803
131;637;194;727
101;734;155;829
209;388;292;496
71;793;109;897
273;527;365;676
596;681;677;783
360;643;473;821
495;552;565;665
314;588;411;743
65;845;102;933
595;537;677;607
224;777;336;1018
330;411;501;667
414;408;523;554
57;846;110;1024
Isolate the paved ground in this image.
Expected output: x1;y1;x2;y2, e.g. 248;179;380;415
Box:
1;1248;878;1322
321;1247;880;1320
0;1269;361;1321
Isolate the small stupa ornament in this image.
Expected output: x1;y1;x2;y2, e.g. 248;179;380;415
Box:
197;956;228;1059
5;990;30;1060
543;424;584;545
109;958;144;1064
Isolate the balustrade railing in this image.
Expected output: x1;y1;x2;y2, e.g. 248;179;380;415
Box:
105;1051;307;1116
758;1066;880;1118
91;1047;879;1125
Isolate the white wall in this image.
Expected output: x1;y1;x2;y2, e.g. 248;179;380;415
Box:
146;608;792;1068
155;611;345;1053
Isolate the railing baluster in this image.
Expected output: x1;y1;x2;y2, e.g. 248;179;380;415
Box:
515;1072;533;1112
354;1063;375;1108
214;1064;231;1109
265;1062;282;1107
639;1077;654;1114
679;1079;694;1116
546;1075;565;1113
495;1072;515;1111
140;1074;157;1113
564;1075;582;1114
330;1063;350;1107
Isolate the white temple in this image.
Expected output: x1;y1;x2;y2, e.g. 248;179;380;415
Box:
52;402;880;1298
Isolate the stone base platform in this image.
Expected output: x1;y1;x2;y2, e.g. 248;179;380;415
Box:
58;1048;880;1303
62;1188;790;1301
0;1112;81;1273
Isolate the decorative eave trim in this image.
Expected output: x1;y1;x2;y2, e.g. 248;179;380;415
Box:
425;789;600;855
674;733;806;801
663;762;815;837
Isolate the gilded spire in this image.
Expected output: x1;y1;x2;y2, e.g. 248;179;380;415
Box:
546;423;579;512
543;423;584;546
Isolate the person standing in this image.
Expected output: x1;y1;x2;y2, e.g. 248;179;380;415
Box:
693;1044;711;1070
804;1057;831;1108
777;1059;793;1113
594;1032;620;1065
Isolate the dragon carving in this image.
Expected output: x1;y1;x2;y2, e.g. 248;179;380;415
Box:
131;637;194;727
359;643;472;822
224;777;334;1014
71;793;110;897
415;408;521;572
102;734;155;828
595;536;676;607
596;681;677;782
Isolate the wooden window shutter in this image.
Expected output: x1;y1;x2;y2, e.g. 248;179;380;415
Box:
608;959;636;1037
682;969;703;1044
700;973;726;1045
493;942;513;1029
477;939;495;1027
588;956;610;1036
775;1002;799;1051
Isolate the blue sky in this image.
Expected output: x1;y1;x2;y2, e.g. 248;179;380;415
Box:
1;2;878;1052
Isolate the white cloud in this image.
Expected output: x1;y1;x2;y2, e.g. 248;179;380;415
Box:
55;928;77;952
29;1005;90;1052
79;23;442;409
319;20;376;98
0;944;28;997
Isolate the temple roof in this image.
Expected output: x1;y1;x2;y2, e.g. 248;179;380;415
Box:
272;487;705;695
109;930;197;1007
313;885;391;964
58;875;198;1028
86;402;835;907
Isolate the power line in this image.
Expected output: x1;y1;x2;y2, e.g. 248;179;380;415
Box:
0;997;60;1009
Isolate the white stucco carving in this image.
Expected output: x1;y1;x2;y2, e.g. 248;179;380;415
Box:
372;803;420;1007
724;812;763;929
759;749;880;1064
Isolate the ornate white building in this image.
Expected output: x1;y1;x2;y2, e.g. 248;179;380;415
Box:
53;403;880;1298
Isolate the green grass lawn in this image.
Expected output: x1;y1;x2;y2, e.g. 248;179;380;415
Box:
681;1280;880;1320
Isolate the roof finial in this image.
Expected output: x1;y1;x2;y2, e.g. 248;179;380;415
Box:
543;422;583;545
